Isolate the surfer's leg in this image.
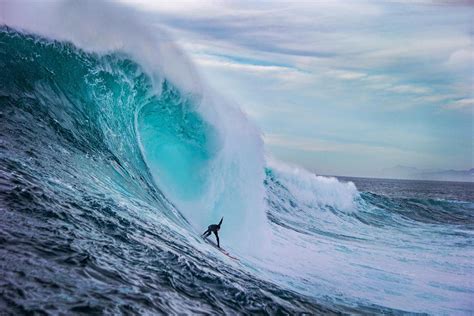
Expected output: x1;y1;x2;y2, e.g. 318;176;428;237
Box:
202;230;211;238
213;231;220;248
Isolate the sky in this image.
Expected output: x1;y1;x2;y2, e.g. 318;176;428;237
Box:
121;0;473;177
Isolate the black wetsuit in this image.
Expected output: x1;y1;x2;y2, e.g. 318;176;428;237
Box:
202;217;223;248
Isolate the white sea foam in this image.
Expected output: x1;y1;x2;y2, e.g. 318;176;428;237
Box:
266;157;359;211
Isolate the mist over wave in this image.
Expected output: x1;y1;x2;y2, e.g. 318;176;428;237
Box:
1;1;473;314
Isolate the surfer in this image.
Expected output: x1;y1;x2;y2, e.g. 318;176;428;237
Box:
201;217;223;248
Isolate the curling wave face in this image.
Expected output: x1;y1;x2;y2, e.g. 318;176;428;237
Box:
0;23;473;315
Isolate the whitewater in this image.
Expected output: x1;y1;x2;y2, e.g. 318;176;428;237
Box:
1;1;473;314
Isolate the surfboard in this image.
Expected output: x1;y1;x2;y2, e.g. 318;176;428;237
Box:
203;238;239;261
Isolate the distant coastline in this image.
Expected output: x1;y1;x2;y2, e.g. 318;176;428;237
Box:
320;165;474;183
335;174;474;184
375;166;474;183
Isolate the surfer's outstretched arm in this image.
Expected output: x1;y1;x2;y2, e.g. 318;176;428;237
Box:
213;231;220;248
202;229;211;238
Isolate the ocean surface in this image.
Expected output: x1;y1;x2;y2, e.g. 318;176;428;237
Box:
1;26;473;315
338;176;474;203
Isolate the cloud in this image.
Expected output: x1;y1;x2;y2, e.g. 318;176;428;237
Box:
386;84;431;95
195;55;301;75
193;54;315;89
446;48;474;70
264;133;339;152
326;70;368;80
444;98;474;110
264;133;419;157
325;70;431;96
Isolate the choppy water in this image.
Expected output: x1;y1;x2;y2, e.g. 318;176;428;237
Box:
1;25;473;315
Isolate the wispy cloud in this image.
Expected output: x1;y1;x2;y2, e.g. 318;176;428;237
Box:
264;133;427;159
194;55;304;77
326;70;368;80
386;84;431;95
444;98;474;110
